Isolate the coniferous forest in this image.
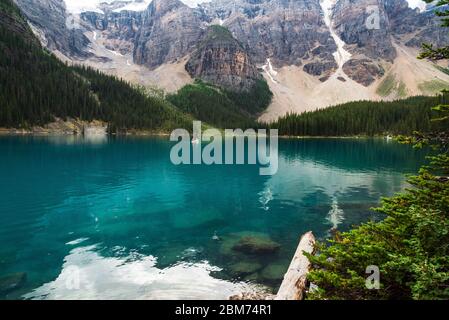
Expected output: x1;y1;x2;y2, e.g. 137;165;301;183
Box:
272;95;449;136
166;80;268;129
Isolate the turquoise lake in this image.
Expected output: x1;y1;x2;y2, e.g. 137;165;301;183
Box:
0;136;429;299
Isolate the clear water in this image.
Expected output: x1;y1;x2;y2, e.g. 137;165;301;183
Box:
0;136;428;299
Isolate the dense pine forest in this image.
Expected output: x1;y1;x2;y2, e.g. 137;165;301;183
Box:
272;95;449;136
0;0;192;133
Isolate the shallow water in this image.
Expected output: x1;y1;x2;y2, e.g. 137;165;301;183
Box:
0;136;428;299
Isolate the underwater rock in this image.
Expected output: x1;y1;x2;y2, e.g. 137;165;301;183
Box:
260;264;287;281
229;262;262;276
232;236;280;255
219;232;281;259
0;272;26;295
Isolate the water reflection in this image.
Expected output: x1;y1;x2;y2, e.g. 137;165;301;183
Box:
23;245;260;300
45;135;108;146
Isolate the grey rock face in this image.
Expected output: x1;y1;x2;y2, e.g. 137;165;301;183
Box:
386;1;449;49
186;25;261;91
15;0;91;58
81;10;142;55
133;0;206;69
331;0;449;85
200;0;337;74
332;0;396;62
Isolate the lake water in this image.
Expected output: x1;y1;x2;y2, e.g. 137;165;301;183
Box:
0;136;428;299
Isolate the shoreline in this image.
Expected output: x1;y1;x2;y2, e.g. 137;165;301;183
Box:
0;128;392;140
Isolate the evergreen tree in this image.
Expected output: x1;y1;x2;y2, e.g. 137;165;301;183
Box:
306;1;449;300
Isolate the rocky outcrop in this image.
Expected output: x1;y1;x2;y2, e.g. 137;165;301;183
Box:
133;0;206;69
186;25;261;91
343;58;384;86
303;61;338;81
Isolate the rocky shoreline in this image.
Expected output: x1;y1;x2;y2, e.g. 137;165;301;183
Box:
0;118;107;136
0;118;173;137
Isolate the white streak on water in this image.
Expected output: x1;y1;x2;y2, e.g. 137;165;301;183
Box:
326;198;345;230
258;186;273;211
65;238;89;246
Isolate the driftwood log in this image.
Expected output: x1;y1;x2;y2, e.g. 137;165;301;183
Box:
275;231;316;300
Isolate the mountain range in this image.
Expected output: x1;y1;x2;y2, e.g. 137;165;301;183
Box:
12;0;449;121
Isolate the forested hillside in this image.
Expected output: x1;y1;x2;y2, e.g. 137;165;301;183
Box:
272;95;449;136
0;0;192;133
167;79;271;129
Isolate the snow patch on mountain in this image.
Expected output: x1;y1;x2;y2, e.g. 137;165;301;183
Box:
64;0;210;15
320;0;352;78
113;0;153;12
182;0;211;7
406;0;427;11
64;0;113;14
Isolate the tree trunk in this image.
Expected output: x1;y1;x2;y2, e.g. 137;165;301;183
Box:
275;231;316;300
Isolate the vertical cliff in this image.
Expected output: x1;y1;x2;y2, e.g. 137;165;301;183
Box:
133;0;205;69
186;25;261;92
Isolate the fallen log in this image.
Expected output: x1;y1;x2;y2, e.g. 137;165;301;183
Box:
275;231;316;300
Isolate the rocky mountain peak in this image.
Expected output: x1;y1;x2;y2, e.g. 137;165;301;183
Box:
186;25;261;91
133;0;205;69
147;0;186;15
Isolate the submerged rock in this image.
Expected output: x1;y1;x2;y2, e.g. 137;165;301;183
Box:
229;261;262;276
260;264;287;281
232;236;280;255
0;272;26;296
219;232;281;259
